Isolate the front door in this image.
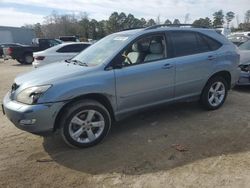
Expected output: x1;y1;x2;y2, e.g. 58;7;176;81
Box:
114;33;175;113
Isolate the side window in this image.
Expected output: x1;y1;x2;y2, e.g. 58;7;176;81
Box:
201;35;222;51
121;34;167;67
196;34;211;53
171;31;199;57
57;44;87;53
48;39;60;47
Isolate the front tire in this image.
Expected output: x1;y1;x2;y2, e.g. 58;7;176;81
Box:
60;100;111;148
200;76;228;110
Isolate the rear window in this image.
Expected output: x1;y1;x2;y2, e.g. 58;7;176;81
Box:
57;44;90;53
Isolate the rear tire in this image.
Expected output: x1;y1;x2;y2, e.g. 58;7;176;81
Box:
23;53;34;64
200;76;228;110
60;100;111;148
17;59;25;64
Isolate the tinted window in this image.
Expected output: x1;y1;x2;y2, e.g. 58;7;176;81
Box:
57;44;90;53
171;32;222;57
201;35;222;51
59;36;79;42
48;39;61;46
39;39;61;49
171;32;199;57
196;34;211;53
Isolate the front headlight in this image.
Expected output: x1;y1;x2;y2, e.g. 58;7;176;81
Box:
16;85;52;104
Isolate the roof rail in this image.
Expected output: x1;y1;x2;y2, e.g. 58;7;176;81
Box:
144;24;212;30
120;27;145;31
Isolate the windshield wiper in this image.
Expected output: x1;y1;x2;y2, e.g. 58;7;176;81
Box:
65;59;88;66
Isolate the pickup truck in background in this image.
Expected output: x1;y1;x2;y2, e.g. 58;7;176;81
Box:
3;38;62;64
0;43;24;59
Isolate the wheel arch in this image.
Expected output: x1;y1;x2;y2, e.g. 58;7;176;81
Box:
53;93;116;131
206;70;231;90
22;50;33;57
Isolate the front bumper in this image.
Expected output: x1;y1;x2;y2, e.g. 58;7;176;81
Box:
2;92;65;135
236;71;250;86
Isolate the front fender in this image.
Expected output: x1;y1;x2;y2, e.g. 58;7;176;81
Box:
38;70;116;104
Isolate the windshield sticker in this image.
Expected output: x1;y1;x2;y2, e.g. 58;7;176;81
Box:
113;36;128;41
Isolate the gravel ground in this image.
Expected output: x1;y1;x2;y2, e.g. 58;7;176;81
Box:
0;59;250;188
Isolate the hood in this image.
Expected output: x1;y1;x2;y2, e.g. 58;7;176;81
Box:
15;62;97;87
239;50;250;65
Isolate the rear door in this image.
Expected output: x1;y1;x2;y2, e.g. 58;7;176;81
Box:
169;31;220;98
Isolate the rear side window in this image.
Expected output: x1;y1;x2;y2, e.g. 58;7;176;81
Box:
200;34;222;51
171;31;221;57
57;44;90;53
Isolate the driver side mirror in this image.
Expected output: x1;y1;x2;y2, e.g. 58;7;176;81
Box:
112;62;123;69
107;54;126;70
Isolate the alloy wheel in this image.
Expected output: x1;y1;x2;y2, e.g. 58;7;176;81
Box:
208;81;226;107
68;110;105;144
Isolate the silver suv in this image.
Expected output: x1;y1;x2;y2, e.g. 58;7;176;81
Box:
2;25;240;148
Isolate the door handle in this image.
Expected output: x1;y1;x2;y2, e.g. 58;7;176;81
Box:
162;63;173;69
207;55;216;61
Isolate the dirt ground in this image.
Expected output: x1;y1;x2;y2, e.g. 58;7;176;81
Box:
0;59;250;188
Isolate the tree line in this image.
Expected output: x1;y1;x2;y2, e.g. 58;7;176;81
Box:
24;10;250;41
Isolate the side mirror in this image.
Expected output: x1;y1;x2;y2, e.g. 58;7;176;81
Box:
105;62;123;70
112;62;123;69
106;54;125;70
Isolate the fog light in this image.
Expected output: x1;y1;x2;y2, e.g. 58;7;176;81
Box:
19;119;36;125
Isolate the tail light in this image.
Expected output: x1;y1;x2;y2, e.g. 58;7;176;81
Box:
6;47;13;55
34;56;45;60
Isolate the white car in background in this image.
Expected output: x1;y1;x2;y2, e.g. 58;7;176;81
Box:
32;42;91;68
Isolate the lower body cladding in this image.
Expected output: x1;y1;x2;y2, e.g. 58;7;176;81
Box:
2;93;65;135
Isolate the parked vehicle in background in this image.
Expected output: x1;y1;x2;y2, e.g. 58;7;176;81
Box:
216;27;231;37
33;42;91;68
3;38;62;64
59;36;80;42
237;40;250;85
227;34;250;46
234;31;250;37
0;43;23;59
2;24;240;148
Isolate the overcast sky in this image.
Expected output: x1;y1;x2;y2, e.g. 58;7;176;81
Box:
0;0;249;27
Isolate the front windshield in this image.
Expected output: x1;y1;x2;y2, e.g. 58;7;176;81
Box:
72;34;130;66
239;40;250;50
